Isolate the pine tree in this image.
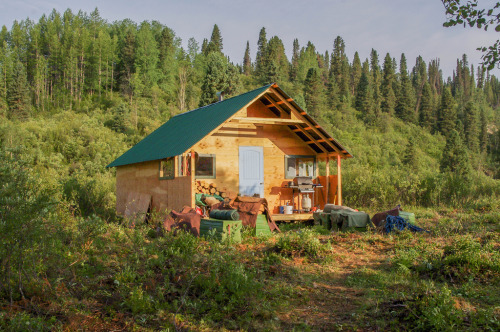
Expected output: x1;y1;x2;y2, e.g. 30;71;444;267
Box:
403;136;418;169
438;87;457;137
370;49;381;115
350;51;362;96
330;36;349;100
304;67;326;119
396;53;416;123
412;56;427;114
198;52;239;106
243;41;252;76
419;82;435;131
255;27;267;83
355;60;373;120
210;24;223;52
381;53;396;114
479;107;488;152
204;24;223;55
290;38;299;82
440;129;471;177
463;101;480;152
265;36;289;84
7;60;31;120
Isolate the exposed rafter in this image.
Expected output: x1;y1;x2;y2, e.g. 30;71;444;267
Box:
269;86;342;154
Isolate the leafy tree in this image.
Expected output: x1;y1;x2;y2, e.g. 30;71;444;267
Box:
442;0;500;69
0;148;56;302
135;22;160;90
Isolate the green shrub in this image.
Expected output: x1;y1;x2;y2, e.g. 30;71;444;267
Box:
275;229;326;259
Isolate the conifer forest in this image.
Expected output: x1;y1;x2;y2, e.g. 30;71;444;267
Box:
0;8;499;331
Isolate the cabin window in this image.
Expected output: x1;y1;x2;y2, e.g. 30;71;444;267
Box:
195;154;216;179
285;155;315;179
159;157;175;179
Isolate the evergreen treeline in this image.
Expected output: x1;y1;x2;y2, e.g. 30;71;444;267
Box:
0;8;499;210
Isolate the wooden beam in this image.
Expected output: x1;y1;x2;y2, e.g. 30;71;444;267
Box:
292;126;328;153
325;156;330;204
337;154;342;206
231;117;303;125
269;87;342;154
263;95;287;116
190;150;195;208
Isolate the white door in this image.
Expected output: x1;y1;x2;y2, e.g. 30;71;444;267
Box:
239;146;264;197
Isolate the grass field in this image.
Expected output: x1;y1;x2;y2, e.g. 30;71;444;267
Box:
1;207;499;331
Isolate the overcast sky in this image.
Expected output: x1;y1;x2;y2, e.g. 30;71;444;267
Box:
1;0;499;78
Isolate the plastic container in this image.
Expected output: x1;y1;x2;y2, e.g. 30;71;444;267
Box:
284;205;293;214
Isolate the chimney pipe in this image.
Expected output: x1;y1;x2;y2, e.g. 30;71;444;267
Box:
216;91;224;102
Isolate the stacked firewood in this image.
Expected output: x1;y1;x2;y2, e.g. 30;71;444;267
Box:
195;180;231;198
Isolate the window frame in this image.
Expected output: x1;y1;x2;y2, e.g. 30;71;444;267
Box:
195;153;216;179
285;155;316;179
159;157;175;180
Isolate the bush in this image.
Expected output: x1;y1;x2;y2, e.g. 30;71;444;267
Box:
275;229;326;259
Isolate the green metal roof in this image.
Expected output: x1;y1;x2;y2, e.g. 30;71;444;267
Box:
107;84;272;168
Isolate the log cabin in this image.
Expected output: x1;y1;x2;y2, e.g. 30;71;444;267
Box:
107;83;352;221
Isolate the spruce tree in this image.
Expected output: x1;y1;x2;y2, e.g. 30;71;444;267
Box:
204;24;223;55
419;82;435;131
350;51;362;96
265;36;289;84
381;53;396;114
438;87;457;137
243;41;252;76
290;38;300;82
355;60;373;120
370;49;381;115
255;27;267;83
463;101;480;152
440;129;471;177
396;53;416;123
304;67;326;119
479;108;488;152
198;52;240;106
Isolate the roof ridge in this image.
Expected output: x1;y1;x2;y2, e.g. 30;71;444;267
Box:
172;83;273;119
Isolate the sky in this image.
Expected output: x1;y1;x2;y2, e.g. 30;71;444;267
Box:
1;0;499;78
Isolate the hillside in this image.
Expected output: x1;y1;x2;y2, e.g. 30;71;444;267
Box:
0;8;499;331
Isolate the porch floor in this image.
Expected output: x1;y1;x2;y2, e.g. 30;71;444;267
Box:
271;213;314;222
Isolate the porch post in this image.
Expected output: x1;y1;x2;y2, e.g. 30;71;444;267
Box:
325;155;330;204
337;154;342;206
190;150;195;208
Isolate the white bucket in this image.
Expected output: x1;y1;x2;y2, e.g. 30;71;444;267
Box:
284;205;293;214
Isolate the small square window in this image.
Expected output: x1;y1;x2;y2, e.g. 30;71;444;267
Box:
285;155;315;179
159;158;175;179
195;154;216;179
